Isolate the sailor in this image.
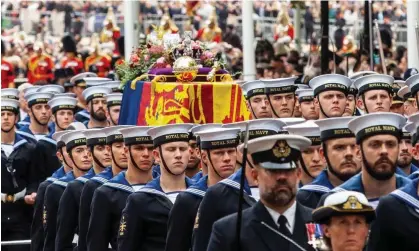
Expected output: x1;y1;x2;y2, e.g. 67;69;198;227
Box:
86;126;154;251
285;121;325;186
343;82;358;116
206;134;315;251
105;93;122;126
332;112;412;208
1;98;37;251
82;86;112;128
30;131;72;251
398;85;418;117
353;74;394;114
241;80;272;119
17;84;37;129
405;113;419;178
390;80;407;115
31;95;77;183
395;125;418;176
312;191;375;251
2;87;26;129
17;92;54;143
43;124;87;251
309;74;352;118
60;35;84;76
406;73;419;115
69;72;98;121
55;129;94;251
262;77;298;118
117;124;194;251
165;127;240;251
78;126;129;251
187;124;223;181
297;117;361;209
193;119;285;251
295;88;319;120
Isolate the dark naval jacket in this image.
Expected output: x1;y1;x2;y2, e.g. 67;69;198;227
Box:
297;170;335;209
33;134;61;182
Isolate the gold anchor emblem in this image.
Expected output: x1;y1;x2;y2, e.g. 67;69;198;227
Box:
273;140;291;158
343;196;363;210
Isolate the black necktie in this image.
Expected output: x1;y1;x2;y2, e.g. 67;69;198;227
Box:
278;215;291;250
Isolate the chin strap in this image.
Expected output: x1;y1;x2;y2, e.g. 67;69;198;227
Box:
316;95;330;118
30;107;48;126
322;144;343;181
108;108;118;126
299;154;314;179
90;146;106;169
111;145;126;170
247;101;259;119
158;146;184;176
266;94;295;118
59;148;71;168
128;146;152;171
361;95;370;114
68;150;90;172
54;114;66;131
206;149;223;179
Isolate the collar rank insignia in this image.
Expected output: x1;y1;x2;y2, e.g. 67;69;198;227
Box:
119;215;127;236
342;196;363;210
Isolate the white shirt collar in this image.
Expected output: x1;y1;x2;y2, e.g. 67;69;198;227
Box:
264;201;297;234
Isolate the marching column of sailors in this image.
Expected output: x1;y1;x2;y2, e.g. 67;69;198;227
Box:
1;70;419;251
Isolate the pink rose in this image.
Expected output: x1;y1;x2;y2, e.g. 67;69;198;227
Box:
144;55;150;62
130;54;139;63
156;57;165;64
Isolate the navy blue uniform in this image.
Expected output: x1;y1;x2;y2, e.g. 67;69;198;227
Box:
367;178;419;251
30;167;66;251
55;169;96;251
297;170;335;209
190;171;203;183
117;177;194;251
165;176;208;251
192;169;257;251
75;109;90;124
33;134;61;182
78;167;114;251
87;171;145;251
409;170;419;180
43;171;75;251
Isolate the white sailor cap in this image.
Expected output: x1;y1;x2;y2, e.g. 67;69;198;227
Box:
405;73;419;96
66;122;87;131
1;98;19;113
262;77;298;95
147;124;194;147
314;117;355;141
241;80;265;99
295;88;314;102
102;81;122;93
26;92;53;107
61;131;87;151
84;77;112;88
195;128;240;149
223;119;286;141
406;112;419;145
82;129;108;146
105;93;123;107
1;88;19;100
54;93;77;98
242;134;311;169
190;124;223;140
277;118;306;126
397;85;413;101
309;74;352;96
70;72;98;87
348;112;406;144
37;85;65;94
401;123;412;140
52;131;72;149
391;80;406;104
284;120;321;145
119;126;154;145
312;191;375;224
82;86;112;103
353;74;394;96
348;82;358;96
102;125;132;144
23;86;40;97
48;97;77;113
348;71;377;81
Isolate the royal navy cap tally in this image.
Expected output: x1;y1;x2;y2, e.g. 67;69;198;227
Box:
392;80;406;104
37;85;65;94
284;120;321;145
26;92;53;107
353;74;394;96
102;81;122;93
263;76;298;95
48;97;77;113
102;125;132;144
405;73;419;97
190;123;222;141
105;93;123;107
315;117;354;141
54;93;77;98
1;98;19;113
195;128;240;149
82;86;112;103
241;80;265;100
119;126;154;146
348;112;406;144
312;191;375;224
1;88;19;100
83;129;108;146
243;134;311;169
147;124;194;147
222;118;286;141
61;131;87;152
348;71;377;81
84;77;112;88
70;72;98;87
53;131;72;149
295;88;314;103
309;74;352;96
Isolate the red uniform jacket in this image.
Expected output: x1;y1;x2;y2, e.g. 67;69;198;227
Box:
1;58;15;88
85;55;111;77
61;54;84;75
27;54;54;84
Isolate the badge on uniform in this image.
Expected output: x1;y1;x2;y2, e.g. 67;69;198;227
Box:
119;215;127;236
43;206;47;226
306;223;327;250
273;140;291;159
193;212;200;229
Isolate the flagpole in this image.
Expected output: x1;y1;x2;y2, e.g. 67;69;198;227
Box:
407;0;419;68
320;1;329;74
124;0;139;61
242;0;256;81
